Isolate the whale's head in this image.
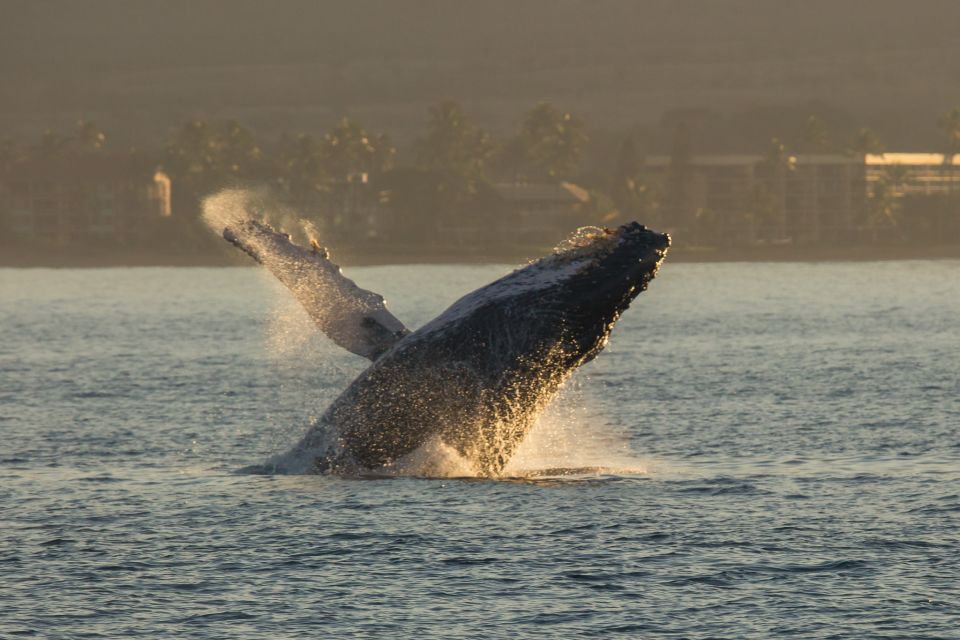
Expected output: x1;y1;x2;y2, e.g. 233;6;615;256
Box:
538;222;670;363
413;222;669;371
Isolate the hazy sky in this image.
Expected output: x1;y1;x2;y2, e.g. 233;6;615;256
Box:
3;0;959;142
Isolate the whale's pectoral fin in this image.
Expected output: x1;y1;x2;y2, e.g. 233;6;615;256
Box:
220;218;409;360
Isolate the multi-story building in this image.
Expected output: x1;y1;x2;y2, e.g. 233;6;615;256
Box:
0;154;171;245
642;154;864;244
865;153;960;196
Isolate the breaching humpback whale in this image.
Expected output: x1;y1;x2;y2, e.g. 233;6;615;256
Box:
207;195;669;476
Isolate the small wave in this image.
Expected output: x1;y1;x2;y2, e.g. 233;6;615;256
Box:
441;556;500;566
674;481;768;496
73;390;119;399
668;559;870;588
39;537;74;546
507;466;648;479
766;559;869;574
863;538;950;550
179;611;258;623
77;474;124;483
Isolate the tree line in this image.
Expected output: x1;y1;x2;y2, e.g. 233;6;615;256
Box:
3;103;959;249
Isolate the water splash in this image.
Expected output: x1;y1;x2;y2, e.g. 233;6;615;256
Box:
263;289;321;361
553;225;611;253
547;225;619;265
374;382;650;480
385;438;479;478
202;187;321;248
259;309;650;480
504;412;648;478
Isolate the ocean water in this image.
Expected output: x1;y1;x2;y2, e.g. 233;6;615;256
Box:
1;261;958;638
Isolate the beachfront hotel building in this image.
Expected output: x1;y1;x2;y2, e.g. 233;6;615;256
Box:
0;154;171;245
642;154;865;244
865;153;960;196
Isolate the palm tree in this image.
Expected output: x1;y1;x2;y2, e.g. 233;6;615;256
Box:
865;164;911;238
28;122;107;158
165;119;275;202
319;118;395;180
847;127;885;157
801;115;832;153
35;130;71;156
279;133;328;198
76;120;106;151
0;137;17;171
415;100;495;181
163;120;231;211
515;102;588;181
938;107;960;194
220;120;262;179
166;120;218;173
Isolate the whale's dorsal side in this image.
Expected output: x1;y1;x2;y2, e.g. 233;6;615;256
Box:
219;217;409;360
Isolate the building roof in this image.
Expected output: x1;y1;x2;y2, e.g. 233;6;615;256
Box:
865;153;960;166
491;181;590;204
644;154;860;167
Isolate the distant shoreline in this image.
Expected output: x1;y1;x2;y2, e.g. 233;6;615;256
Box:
2;244;959;268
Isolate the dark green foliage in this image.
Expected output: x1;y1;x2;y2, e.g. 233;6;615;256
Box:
506;103;588;181
415;101;495;180
319;118;396;180
847;128;885;156
801;115;832;153
376;167;460;243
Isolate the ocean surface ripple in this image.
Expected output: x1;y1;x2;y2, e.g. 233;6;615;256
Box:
1;262;958;638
